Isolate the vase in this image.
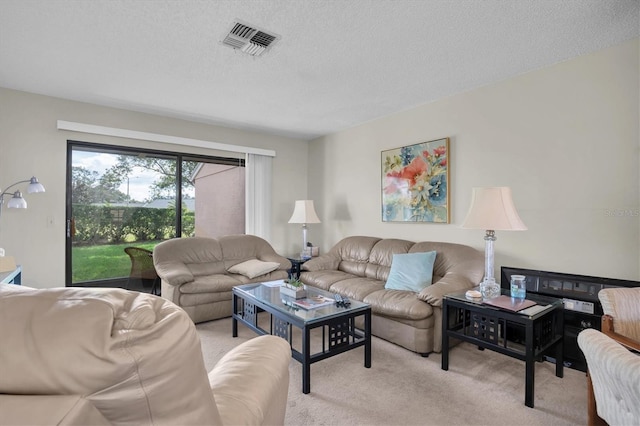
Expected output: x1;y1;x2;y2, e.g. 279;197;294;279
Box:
480;277;501;299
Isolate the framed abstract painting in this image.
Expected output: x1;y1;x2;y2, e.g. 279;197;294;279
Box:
381;137;450;223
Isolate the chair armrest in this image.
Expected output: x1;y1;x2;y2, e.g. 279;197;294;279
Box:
0;395;110;425
208;335;291;426
154;260;194;286
601;315;640;351
417;272;476;307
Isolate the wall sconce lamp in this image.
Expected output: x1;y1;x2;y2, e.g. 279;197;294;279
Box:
461;187;527;298
0;176;46;218
288;200;321;258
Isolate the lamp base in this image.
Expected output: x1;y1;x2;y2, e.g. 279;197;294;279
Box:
479;277;501;299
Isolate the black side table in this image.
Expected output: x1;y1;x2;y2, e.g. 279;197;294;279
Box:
442;290;564;408
287;257;309;279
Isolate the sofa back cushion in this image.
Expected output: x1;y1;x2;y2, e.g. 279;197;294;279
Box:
410;241;485;284
365;238;414;281
333;236;381;276
219;234;288;271
154;236;227;277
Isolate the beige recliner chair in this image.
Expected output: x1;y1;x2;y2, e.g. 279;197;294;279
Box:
0;284;291;425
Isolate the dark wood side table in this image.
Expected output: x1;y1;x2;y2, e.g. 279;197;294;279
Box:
287;257;309;279
441;289;564;408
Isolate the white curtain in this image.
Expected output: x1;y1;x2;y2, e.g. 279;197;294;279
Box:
245;153;272;240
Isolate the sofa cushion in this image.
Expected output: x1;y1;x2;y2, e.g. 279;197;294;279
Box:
180;274;244;293
384;251;437;292
299;270;356;291
328;277;385;301
363;289;434;320
227;259;281;279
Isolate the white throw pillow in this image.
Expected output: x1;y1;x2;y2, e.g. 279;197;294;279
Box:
228;259;281;279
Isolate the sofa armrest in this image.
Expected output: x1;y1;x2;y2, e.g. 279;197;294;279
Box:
0;395;110;425
154;260;194;286
301;254;340;272
208;335;291;426
417;272;476;307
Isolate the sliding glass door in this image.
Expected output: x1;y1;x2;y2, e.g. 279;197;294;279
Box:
66;142;245;289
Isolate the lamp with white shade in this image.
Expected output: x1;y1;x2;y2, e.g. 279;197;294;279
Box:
461;187;527;298
288;200;321;259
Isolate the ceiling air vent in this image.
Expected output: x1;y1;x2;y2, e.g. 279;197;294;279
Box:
222;21;279;57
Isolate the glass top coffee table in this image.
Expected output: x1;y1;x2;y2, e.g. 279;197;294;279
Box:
232;281;372;394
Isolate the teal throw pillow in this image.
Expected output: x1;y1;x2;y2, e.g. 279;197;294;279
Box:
384;251;437;292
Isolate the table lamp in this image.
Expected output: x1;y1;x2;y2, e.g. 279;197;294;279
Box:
461;187;527;298
288;200;321;259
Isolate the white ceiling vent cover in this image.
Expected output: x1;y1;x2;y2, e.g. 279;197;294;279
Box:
222;21;279;57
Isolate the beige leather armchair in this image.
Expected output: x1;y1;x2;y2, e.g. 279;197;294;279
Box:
0;284;291;425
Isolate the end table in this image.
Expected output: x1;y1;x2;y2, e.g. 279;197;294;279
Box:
287;257;308;279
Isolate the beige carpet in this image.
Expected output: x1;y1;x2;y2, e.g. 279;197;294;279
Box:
197;318;587;426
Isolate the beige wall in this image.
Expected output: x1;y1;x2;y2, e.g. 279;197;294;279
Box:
0;88;308;288
308;38;640;281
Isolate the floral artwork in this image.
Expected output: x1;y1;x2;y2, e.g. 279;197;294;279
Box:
381;138;450;223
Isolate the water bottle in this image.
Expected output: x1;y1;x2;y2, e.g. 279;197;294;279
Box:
510;275;527;299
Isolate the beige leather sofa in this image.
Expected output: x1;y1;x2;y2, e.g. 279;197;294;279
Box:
300;236;484;355
153;234;291;323
0;283;291;426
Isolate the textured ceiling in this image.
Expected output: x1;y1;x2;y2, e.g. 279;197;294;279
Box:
0;0;638;140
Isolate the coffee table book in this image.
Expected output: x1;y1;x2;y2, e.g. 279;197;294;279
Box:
291;295;334;310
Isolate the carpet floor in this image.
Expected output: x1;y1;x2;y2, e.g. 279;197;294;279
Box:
197;318;587;426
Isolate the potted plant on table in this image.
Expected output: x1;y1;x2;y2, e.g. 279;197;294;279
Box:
280;278;307;299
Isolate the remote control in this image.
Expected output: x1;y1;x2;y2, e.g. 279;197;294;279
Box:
334;294;344;307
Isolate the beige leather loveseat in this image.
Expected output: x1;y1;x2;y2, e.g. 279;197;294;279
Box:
153;234;291;323
0;283;291;425
300;236;484;355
